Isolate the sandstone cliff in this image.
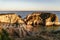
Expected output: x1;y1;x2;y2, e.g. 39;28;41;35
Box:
0;13;24;24
0;13;26;38
24;12;43;26
0;12;60;39
24;12;60;26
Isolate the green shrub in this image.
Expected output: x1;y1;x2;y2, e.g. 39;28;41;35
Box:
0;29;11;40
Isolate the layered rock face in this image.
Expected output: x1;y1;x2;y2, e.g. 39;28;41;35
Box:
24;12;43;26
0;13;24;24
45;13;59;26
0;13;27;37
0;12;60;38
25;12;60;26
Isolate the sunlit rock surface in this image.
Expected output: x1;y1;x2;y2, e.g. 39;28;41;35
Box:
25;12;60;26
24;12;43;26
0;12;60;40
45;13;59;26
0;13;26;38
0;13;24;24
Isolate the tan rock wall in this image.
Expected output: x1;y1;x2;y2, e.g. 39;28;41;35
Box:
25;12;43;26
25;12;60;26
45;14;59;26
45;17;53;26
0;13;24;24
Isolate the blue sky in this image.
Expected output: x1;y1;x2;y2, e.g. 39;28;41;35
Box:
0;0;60;11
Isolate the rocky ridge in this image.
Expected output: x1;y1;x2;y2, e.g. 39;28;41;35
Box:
25;12;60;26
0;12;60;40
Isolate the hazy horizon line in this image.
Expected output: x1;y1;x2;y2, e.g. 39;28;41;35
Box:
0;10;60;11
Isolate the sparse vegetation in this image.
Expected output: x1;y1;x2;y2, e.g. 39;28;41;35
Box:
0;29;11;40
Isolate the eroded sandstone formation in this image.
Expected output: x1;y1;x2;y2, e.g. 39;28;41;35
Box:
0;13;25;24
24;12;43;26
24;12;60;26
0;12;60;38
0;13;26;37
